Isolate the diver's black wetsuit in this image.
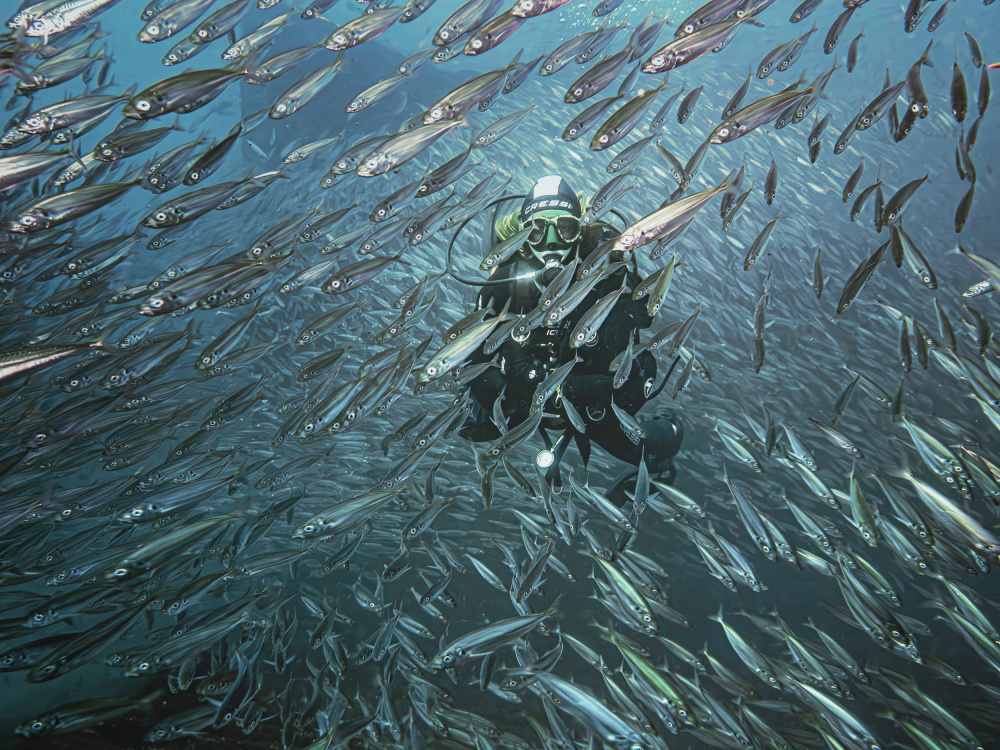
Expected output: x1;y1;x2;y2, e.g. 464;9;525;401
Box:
459;223;684;482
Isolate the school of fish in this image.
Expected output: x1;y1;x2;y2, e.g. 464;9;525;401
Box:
0;0;999;747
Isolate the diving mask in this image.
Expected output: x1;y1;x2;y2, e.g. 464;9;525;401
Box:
524;212;581;248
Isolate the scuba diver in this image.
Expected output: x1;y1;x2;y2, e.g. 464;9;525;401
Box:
455;175;684;502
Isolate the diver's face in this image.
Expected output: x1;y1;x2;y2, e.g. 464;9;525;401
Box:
525;209;580;252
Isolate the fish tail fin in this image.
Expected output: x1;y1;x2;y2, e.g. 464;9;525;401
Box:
8;65;33;86
240;42;270;78
920;39;934;67
546;593;564;617
90;340;115;353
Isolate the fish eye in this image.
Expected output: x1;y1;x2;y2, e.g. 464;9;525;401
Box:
154;212;167;222
113;568;127;577
333;33;346;45
147;24;159;35
439;30;449;39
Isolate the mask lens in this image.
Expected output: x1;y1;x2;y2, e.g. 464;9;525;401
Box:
526;218;549;246
555;216;580;243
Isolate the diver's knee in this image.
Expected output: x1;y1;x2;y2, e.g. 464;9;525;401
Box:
640;417;683;473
